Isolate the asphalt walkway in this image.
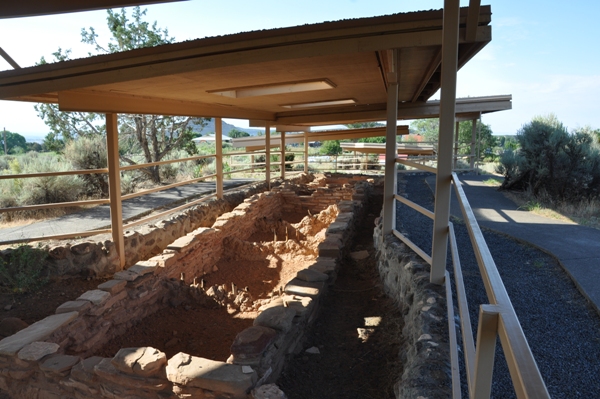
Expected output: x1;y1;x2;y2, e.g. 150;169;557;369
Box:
0;178;255;242
425;174;600;315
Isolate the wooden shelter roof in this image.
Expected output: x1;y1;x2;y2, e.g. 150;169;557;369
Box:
0;5;498;127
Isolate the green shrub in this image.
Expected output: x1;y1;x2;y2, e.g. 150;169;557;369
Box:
498;115;600;201
64;135;109;196
0;245;49;293
19;156;85;206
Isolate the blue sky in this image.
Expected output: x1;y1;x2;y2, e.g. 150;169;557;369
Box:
1;0;599;139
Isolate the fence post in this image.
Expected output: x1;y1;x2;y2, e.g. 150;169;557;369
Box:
106;113;125;270
280;130;286;179
431;0;460;285
454;120;460;169
472;304;500;399
382;49;398;235
470;118;477;169
304;131;309;173
215;117;223;199
265;122;271;189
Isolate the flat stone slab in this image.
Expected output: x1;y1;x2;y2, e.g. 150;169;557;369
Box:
350;250;370;261
112;347;166;377
284;279;324;299
230;326;277;361
253;306;296;332
55;300;91;314
114;270;140;281
326;221;349;234
128;262;157;277
40;354;81;373
296;268;328;282
77;289;111;306
282;295;313;316
0;312;78;356
308;258;337;275
18;341;60;361
166;353;256;397
98;279;127;294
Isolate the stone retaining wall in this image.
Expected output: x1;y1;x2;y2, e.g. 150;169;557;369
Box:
0;175;374;399
12;175;312;279
373;219;452;399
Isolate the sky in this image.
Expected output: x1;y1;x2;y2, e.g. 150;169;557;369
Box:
1;0;599;140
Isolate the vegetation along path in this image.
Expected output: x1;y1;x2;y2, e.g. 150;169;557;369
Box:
0;178;255;243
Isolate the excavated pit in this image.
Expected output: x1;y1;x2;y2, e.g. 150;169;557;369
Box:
94;205;339;361
0;174;374;399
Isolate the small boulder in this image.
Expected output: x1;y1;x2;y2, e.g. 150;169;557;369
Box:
0;317;28;337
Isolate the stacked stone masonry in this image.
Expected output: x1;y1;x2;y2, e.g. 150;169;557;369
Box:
0;174;374;398
373;218;452;399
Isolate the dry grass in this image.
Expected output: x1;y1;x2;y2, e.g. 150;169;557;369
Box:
503;190;600;229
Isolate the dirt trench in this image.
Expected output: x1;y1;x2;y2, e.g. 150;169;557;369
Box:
277;193;404;399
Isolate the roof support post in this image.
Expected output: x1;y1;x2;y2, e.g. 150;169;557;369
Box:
304;131;309;173
431;0;460;285
280;131;286;179
265;122;271;189
215;117;224;199
470;118;477;169
454;120;460;169
382;49;398;235
106;113;125;271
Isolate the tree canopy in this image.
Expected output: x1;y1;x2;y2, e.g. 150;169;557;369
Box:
228;129;250;138
1;131;27;154
35;7;208;183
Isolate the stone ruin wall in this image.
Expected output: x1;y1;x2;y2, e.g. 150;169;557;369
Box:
0;174;374;399
373;218;452;399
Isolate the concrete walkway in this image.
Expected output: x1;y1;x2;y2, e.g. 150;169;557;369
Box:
426;174;600;315
0;178;255;242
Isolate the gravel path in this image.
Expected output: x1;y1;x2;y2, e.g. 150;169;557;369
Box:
396;172;600;399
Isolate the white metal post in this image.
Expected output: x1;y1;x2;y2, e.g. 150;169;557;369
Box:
304;131;309;173
382;49;399;235
265;122;271;189
106;113;125;270
215;117;224;199
280;130;286;179
431;0;460;285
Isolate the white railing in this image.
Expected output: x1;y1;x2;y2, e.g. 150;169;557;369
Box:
392;158;550;399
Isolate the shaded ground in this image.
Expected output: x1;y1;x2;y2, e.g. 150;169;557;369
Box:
0;278;107;331
278;192;405;399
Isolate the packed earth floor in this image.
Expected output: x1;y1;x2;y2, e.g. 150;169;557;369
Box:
278;192;405;399
397;172;600;399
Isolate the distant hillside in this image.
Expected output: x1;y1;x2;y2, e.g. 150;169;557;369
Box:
190;118;263;136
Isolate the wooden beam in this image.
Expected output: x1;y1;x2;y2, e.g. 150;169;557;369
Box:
411;47;442;102
58;90;274;120
106;113;125;271
466;0;482;42
0;47;20;69
265;122;271;189
0;0;186;19
280;131;286;179
1;25;491;100
383;49;398;234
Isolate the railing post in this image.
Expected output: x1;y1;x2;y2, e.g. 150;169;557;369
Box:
215;117;223;199
473;304;500;399
265;122;271;189
470;118;477;169
382;49;398;235
431;0;460;284
251;154;255;173
454;120;460;169
304;131;309;173
105;113;125;270
280;130;286;179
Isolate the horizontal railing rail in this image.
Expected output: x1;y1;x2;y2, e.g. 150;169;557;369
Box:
0;168;108;179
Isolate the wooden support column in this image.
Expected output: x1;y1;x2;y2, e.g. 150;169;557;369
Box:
470;118;477;169
265;123;271;189
106;113;125;270
454;120;460;169
280;131;286;179
382;49;399;235
304;131;309;173
215;118;223;199
251;155;255;173
431;0;460;285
